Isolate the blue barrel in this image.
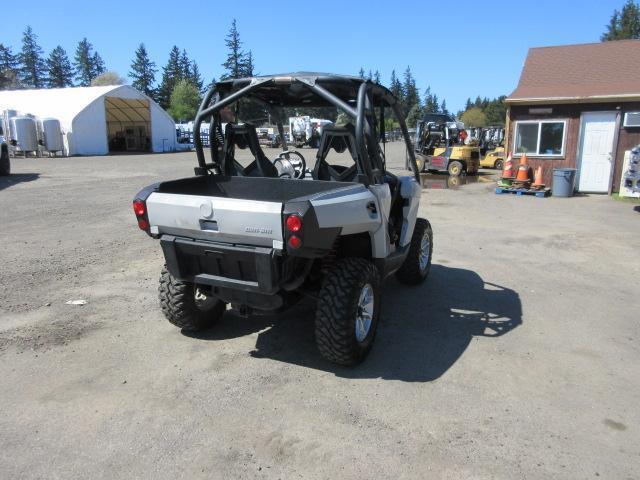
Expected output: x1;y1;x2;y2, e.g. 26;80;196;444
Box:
552;168;577;197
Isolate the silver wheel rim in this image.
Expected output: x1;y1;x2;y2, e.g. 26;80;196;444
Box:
419;231;431;272
355;283;374;343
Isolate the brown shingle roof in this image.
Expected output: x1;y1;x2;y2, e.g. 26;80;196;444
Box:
507;40;640;103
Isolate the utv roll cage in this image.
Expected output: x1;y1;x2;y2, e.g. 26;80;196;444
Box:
191;72;420;185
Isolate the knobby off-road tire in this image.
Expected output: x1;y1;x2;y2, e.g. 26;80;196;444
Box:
395;218;433;285
315;258;381;366
0;147;9;176
158;267;226;331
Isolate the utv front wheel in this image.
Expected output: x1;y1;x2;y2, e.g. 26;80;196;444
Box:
315;258;381;366
395;218;433;285
158;267;226;331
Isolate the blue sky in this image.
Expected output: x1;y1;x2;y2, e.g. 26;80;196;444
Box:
4;0;626;111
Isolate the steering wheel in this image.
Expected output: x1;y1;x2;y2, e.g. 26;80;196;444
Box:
273;150;307;179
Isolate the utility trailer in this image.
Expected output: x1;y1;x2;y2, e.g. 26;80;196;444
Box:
133;73;432;366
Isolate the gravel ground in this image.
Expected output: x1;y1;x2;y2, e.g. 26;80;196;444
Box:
0;143;639;479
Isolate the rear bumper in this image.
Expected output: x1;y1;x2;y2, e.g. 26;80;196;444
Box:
161;235;280;295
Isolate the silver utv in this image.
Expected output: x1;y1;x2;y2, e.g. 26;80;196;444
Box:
133;73;433;366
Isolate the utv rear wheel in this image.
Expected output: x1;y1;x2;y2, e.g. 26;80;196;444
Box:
395;218;433;285
0;148;9;176
315;258;381;366
158;267;226;331
448;161;463;176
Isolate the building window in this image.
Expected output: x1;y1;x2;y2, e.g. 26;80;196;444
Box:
513;120;566;156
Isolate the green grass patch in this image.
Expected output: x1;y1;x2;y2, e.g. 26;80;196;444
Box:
612;193;640;203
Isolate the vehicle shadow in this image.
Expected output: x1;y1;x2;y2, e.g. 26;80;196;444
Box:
187;264;522;382
0;173;40;191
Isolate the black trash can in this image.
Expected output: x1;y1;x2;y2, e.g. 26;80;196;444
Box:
552;168;577;197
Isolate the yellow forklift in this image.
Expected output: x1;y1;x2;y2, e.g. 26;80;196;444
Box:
413;113;480;176
478;126;506;170
480;146;505;170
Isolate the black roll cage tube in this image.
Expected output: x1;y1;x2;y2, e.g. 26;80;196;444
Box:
192;77;420;183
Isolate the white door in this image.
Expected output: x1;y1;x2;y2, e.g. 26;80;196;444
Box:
577;112;617;192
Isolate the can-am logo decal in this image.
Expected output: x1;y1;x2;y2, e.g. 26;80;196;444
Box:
245;226;273;234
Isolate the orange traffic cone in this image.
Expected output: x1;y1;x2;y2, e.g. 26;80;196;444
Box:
532;166;545;189
519;152;528;165
502;154;514;179
516;155;529;182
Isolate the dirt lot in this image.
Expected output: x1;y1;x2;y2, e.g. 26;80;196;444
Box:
1;143;639;479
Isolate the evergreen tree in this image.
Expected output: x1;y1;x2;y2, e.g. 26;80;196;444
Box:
92;51;106;78
423;86;434;112
465;97;473;110
74;38;104;86
367;69;372;81
46;46;73;88
129;43;157;98
389;70;403;101
189;61;204;93
157;46;182;109
222;19;247;79
358;67;365;79
179;49;191;78
432;94;440;113
602;0;640;40
440;99;448;115
402;66;420;114
373;70;381;84
242;50;254;77
0;44;20;89
18;26;46;88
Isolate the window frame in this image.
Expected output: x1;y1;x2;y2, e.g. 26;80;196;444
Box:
512;119;567;157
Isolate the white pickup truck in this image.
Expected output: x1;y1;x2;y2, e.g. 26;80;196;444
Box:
133;73;432;365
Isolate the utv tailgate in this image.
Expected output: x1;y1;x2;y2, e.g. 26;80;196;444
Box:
144;176;364;248
146;193;284;247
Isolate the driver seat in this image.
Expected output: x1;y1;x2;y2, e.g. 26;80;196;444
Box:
220;123;278;178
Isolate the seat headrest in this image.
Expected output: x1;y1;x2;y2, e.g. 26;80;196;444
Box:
225;123;258;150
319;124;355;154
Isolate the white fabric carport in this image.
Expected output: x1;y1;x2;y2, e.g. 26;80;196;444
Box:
0;85;176;155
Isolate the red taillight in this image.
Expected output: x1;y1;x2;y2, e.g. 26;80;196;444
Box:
133;199;150;233
288;235;302;249
138;218;149;231
133;200;146;216
286;214;302;233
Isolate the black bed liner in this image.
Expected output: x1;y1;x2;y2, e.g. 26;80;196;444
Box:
157;175;360;203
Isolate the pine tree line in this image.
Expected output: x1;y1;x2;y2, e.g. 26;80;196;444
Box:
0;27;109;89
458;95;507;127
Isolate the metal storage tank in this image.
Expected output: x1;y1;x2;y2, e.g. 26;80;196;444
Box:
10;116;38;152
39;118;63;153
2;109;18;140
